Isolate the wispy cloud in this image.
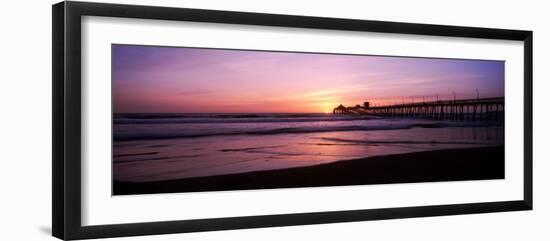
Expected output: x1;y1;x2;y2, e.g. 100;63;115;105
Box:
175;89;211;96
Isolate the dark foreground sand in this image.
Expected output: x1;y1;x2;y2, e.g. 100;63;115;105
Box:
113;146;504;195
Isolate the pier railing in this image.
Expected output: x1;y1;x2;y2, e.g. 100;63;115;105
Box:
333;97;504;121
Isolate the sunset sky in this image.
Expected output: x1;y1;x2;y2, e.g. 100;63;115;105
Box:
112;44;504;113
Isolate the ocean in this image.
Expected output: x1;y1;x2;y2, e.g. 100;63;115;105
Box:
113;113;504;182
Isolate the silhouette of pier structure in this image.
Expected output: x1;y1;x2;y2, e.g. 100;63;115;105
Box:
333;97;504;121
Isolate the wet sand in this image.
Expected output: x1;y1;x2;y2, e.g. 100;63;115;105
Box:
113;146;504;195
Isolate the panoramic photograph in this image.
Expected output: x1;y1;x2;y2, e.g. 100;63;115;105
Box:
112;44;505;195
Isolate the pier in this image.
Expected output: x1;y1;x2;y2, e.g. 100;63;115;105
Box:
333;97;504;121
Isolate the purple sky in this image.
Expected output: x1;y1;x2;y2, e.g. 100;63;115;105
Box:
112;44;504;113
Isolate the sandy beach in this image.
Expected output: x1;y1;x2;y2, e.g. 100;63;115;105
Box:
114;146;504;195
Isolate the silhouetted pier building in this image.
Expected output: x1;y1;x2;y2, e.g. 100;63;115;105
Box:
364;101;370;109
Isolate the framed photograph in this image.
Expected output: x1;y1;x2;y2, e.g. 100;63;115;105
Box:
52;1;533;240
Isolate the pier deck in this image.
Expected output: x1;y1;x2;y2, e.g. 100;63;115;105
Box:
333;97;504;121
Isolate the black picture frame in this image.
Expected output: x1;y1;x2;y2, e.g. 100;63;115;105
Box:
52;1;533;240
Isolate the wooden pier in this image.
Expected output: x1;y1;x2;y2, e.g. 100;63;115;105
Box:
333;97;504;121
